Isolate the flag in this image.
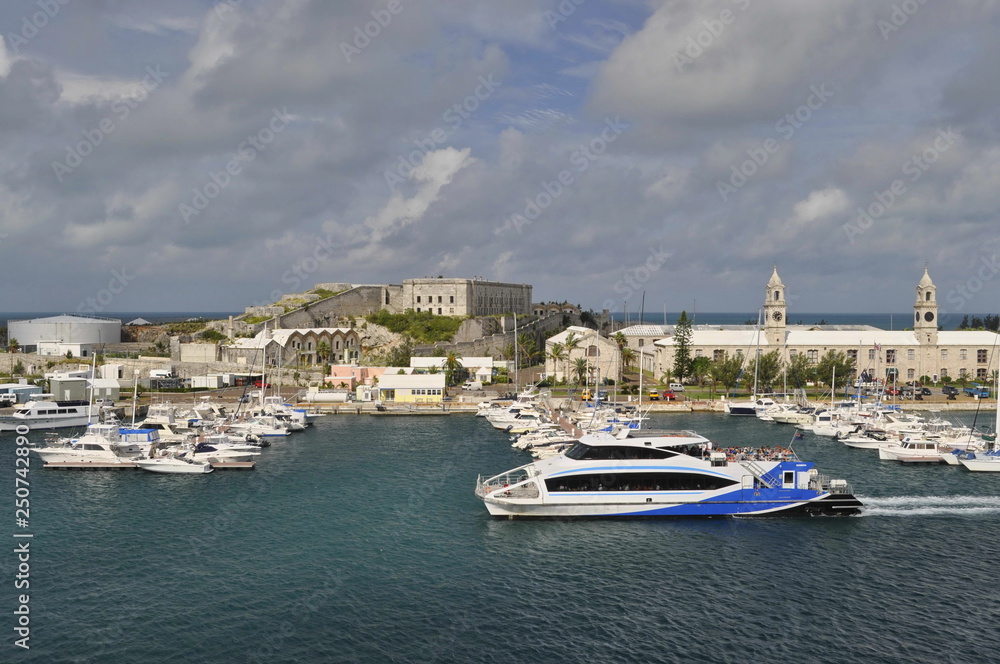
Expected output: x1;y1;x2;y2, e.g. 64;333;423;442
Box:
794;431;804;440
874;343;881;350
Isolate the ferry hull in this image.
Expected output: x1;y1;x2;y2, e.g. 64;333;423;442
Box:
483;492;863;518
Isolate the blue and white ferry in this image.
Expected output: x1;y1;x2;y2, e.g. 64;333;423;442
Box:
475;429;862;518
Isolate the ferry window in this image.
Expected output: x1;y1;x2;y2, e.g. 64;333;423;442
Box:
546;472;736;493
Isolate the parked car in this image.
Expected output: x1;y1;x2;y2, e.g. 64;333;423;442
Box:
885;387;902;396
920;387;932;396
668;382;685;393
253;380;271;388
662;390;677;401
647;389;660;401
942;385;959;396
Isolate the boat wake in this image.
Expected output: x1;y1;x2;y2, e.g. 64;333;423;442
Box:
858;495;1000;517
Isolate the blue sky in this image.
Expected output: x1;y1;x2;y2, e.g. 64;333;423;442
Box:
0;0;998;318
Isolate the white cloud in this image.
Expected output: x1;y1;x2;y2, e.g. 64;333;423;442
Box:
791;188;850;223
365;147;474;242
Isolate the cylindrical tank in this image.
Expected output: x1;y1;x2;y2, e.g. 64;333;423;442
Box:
8;314;121;347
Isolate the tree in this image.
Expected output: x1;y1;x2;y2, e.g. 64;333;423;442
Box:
786;353;815;389
621;347;637;373
444;350;463;387
815;350;855;393
748;350;782;393
8;338;19;354
562;332;581;385
547;342;565;382
573;358;589;387
673;311;693;382
690;356;711;387
710;352;744;397
316;342;331;364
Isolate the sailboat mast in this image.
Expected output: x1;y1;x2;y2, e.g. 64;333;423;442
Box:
513;313;518;393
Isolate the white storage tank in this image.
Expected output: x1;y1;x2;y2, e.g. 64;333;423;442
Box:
8;314;121;351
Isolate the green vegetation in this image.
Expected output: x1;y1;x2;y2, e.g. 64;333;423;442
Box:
242;315;272;325
311;288;336;299
672;311;693;381
366;309;464;343
165;321;208;335
199;329;227;342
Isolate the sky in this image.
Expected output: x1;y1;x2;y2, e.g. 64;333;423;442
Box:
1;0;999;318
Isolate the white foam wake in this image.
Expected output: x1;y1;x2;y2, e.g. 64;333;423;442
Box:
858;495;1000;517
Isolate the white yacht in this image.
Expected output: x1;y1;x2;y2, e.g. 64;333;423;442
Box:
877;438;948;463
0;398;97;431
31;423;153;466
135;453;214;474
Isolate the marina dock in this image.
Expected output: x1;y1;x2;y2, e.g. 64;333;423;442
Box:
44;461;256;470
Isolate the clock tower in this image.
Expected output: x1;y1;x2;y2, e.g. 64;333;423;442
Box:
914;266;938;345
764;266;787;346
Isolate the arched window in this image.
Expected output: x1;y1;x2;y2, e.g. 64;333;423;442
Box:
586;345;598;357
774;290;780;301
925;292;931;302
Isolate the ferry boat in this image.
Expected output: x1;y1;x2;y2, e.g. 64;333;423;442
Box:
475;430;863;518
0;398;97;431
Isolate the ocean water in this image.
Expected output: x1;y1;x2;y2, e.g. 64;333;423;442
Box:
3;413;1000;663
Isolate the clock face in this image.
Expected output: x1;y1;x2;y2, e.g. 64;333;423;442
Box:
772;311;783;322
924;311;934;322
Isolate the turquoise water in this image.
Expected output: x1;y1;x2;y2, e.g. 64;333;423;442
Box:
3;413;1000;663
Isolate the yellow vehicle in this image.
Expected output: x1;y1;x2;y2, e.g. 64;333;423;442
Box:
581;390;593;401
647;389;660;401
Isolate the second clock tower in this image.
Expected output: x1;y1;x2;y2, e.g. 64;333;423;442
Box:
764;266;787;346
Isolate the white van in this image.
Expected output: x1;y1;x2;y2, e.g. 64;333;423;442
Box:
669;382;685;392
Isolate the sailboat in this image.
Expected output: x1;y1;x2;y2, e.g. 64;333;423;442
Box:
956;364;1000;472
725;311;763;416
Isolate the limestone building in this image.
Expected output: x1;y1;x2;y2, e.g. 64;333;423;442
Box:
654;267;1000;385
401;278;532;316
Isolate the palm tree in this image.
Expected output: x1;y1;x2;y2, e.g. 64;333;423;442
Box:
547;342;565;383
573;357;589;388
621;347;637;374
316;342;331;365
562;332;581;387
444;350;463;387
